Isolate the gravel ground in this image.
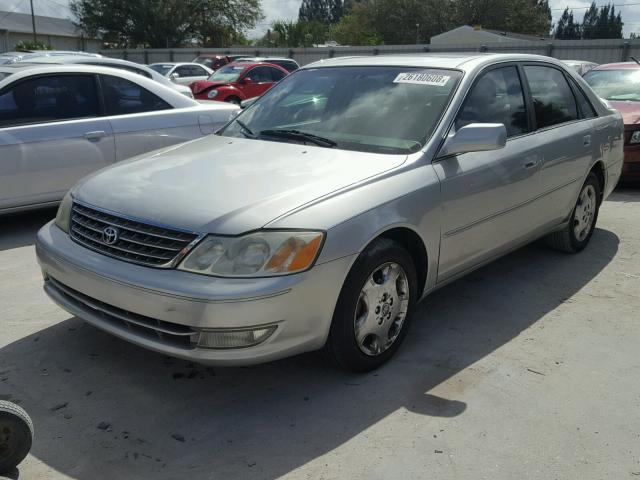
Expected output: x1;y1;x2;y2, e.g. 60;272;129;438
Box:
0;188;639;480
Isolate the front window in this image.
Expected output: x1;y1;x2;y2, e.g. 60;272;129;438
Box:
208;65;246;82
219;66;462;154
149;64;174;76
584;69;640;102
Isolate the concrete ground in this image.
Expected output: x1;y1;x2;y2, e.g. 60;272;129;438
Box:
0;189;639;480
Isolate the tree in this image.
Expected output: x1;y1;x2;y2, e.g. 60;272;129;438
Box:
453;0;552;37
581;2;623;39
70;0;262;48
332;3;381;45
256;20;327;47
554;7;581;39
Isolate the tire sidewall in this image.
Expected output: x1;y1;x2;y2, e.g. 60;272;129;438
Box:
328;239;418;372
0;410;32;473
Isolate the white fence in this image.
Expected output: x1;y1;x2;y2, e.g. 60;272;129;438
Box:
99;39;640;66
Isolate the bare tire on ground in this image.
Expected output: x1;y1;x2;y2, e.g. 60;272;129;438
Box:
546;171;601;253
324;238;418;372
0;401;33;474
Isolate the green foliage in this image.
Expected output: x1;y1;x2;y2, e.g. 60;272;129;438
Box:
299;0;345;24
332;4;381;45
70;0;263;48
554;8;581;39
256;20;327;47
453;0;552;37
14;40;53;51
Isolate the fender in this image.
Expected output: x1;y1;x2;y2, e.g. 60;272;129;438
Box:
212;85;247;101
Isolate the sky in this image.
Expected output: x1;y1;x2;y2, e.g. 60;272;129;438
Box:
2;0;640;39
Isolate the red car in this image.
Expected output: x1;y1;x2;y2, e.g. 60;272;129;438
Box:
584;62;640;181
189;62;289;105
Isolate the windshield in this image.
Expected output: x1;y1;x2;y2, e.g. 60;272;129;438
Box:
219;66;462;154
584;69;640;101
208;65;245;82
149;64;173;75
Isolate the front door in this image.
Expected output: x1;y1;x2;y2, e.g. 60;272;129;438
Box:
433;65;544;281
0;74;116;211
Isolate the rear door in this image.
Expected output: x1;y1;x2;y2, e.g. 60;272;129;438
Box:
241;66;281;98
99;74;203;161
173;65;210;85
434;64;543;281
0;73;115;211
522;64;596;224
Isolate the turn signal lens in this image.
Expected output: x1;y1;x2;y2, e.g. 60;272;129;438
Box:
196;326;277;349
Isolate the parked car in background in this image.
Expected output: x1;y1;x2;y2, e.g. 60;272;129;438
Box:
192;54;245;70
584;62;640;181
231;57;300;72
23;55;195;98
189;62;289;104
0;50;101;65
562;60;599;76
0;64;238;214
148;62;213;86
37;54;622;372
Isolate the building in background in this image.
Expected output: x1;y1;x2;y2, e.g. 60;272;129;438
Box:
431;25;548;46
0;11;100;52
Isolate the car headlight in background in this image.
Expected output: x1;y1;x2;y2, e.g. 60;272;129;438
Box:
179;231;324;277
207;89;218;99
630;131;640;144
54;191;73;233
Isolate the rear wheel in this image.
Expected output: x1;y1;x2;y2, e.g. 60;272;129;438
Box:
546;172;601;253
0;401;33;474
324;238;418;372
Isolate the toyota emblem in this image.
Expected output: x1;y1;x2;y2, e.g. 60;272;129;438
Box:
102;226;119;245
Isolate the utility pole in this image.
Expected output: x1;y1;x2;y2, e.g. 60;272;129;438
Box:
416;23;420;44
29;0;37;43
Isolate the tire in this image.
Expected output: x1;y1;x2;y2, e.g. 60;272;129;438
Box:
546;171;601;253
324;238;418;372
0;401;33;474
225;97;241;105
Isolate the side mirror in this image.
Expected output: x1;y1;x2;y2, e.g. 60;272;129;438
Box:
242;77;253;85
169;72;179;81
440;123;507;156
240;97;258;109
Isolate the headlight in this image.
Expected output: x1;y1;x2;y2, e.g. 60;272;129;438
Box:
630;131;640;144
207;89;218;99
54;191;73;233
178;231;324;277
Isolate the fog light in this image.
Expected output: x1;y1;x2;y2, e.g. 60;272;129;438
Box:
196;326;277;349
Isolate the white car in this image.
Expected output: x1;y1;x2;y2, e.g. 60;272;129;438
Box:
0;64;238;214
149;62;213;85
24;55;195;98
0;50;101;65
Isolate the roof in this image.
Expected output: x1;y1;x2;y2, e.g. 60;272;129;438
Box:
0;11;88;38
431;25;547;44
592;62;640;70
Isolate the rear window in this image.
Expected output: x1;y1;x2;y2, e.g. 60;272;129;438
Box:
149;64;173;76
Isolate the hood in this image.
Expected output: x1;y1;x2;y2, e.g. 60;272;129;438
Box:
74;135;406;234
608;100;640;127
190;80;230;95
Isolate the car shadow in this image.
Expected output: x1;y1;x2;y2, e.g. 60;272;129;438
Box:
0;209;56;252
608;185;640;203
0;228;619;479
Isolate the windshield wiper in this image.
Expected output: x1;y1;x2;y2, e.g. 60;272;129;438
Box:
234;119;256;138
259;129;337;148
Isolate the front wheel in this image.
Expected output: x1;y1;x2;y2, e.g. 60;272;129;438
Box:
546;172;601;253
324;238;418;372
0;401;33;474
225;96;241;105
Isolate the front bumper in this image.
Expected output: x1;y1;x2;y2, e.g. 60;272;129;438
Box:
36;221;356;366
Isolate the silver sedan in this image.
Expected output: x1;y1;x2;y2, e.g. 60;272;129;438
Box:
0;64;238;214
36;54;624;372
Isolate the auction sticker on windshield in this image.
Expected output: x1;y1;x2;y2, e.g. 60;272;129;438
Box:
393;72;450;86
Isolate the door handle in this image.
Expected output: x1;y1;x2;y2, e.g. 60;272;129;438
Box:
523;160;539;169
84;131;106;141
583;135;591;147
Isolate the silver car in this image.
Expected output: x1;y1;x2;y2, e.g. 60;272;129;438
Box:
0;64;238;214
148;62;214;85
36;54;624;372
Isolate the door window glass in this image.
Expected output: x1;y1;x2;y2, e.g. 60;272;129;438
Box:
175;66;193;77
456;66;528;137
524;65;579;129
246;67;274;83
0;74;99;127
268;67;287;82
100;75;171;115
571;81;597;119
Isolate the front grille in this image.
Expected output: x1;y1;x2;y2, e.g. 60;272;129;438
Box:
48;277;198;350
70;203;199;267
